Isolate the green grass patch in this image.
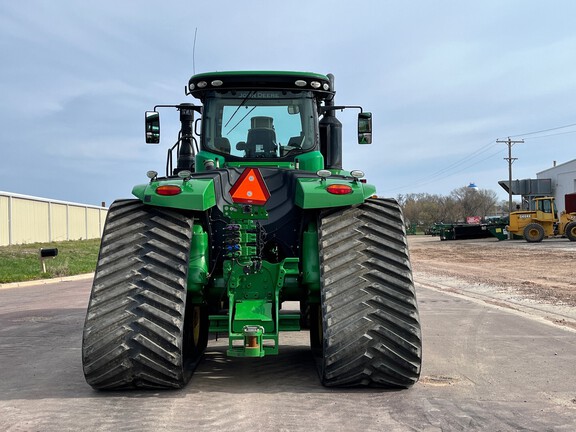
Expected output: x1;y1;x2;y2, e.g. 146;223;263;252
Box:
0;239;101;283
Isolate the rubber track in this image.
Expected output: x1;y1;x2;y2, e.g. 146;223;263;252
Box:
82;199;193;390
318;198;422;387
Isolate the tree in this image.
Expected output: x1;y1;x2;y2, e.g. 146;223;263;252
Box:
397;186;501;230
450;186;498;221
398;193;449;228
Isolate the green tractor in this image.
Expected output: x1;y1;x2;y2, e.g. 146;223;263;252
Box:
82;71;422;390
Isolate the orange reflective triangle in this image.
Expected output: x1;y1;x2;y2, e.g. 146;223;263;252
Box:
230;168;270;205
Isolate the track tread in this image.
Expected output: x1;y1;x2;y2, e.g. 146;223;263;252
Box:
317;198;422;387
82;199;195;390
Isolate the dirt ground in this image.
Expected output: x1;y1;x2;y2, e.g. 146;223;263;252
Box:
408;235;576;307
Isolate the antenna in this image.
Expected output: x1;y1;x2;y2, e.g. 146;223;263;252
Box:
192;27;198;75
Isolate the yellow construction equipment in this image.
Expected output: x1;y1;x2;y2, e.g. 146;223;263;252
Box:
507;196;576;242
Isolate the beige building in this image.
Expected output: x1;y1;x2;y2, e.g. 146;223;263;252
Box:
0;191;108;246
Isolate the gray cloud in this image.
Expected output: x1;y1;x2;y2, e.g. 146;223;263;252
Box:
1;0;575;206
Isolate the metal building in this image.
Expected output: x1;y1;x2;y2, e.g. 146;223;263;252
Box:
537;158;576;213
0;191;108;246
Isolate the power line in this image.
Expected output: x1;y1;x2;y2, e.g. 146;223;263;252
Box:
384;121;574;195
387;140;499;192
521;129;576;140
385;145;506;193
507;121;576;138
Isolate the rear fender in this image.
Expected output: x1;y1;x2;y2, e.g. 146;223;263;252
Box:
132;178;216;211
295;177;376;209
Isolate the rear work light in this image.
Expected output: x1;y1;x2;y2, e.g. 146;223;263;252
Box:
326;184;353;195
156;185;182;196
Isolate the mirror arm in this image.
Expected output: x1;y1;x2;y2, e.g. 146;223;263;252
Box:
319;105;363;114
153;104;202;114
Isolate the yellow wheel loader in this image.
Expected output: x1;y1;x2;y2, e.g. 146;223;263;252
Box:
507;196;576;242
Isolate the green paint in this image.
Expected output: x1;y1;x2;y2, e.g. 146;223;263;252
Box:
138;70;380;361
295;177;377;208
191;70;330;81
132;178;216;210
294;151;324;172
301;222;320;302
220;203;300;357
187;223;208;302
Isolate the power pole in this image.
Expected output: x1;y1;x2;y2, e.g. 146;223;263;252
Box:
497;137;524;236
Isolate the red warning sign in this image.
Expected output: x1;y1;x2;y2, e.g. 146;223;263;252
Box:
230;168;270;205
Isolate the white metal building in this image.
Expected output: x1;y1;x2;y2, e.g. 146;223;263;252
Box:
0;191;108;246
537;158;576;213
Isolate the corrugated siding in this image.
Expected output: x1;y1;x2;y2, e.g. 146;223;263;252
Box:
86;208;102;239
0;192;108;245
0;196;9;246
51;203;68;242
12;199;50;244
99;210;107;233
68;206;86;240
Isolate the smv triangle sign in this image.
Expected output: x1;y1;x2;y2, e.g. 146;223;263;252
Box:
230;168;270;206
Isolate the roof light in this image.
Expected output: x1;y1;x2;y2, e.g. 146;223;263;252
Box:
295;80;307;87
156;185;182;196
326;184;353;195
230;168;270;205
197;81;208;88
350;170;365;179
188;83;195;91
310;81;321;89
211;80;223;87
323;83;330;91
178;170;192;179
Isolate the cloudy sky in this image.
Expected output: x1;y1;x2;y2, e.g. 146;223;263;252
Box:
1;1;575;206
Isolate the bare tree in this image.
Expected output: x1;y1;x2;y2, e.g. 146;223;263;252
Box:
450;186;498;220
398;187;502;230
398;193;446;227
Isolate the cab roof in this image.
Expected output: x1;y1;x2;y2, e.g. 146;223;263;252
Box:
187;71;333;100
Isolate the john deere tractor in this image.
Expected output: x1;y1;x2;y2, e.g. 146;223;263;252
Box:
82;71;422;390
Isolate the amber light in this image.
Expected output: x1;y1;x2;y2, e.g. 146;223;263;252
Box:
156;185;182;196
326;184;353;195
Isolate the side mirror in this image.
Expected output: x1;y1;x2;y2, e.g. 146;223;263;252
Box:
288;105;300;115
358;112;372;145
145;111;160;144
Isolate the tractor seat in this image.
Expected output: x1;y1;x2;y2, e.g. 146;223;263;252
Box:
245;128;277;158
214;137;231;154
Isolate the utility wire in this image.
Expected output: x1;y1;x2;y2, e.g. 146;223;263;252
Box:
386;140;500;193
423;140;499;179
519;129;576;140
386;145;506;193
507;121;576;138
384;120;575;195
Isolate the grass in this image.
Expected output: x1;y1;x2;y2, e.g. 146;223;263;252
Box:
0;238;101;284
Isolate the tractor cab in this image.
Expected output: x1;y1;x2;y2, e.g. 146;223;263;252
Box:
197;88;319;165
145;71;372;176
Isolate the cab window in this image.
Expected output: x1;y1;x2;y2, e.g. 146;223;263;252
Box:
202;91;317;159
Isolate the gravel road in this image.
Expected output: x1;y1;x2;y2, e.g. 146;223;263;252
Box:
409;235;576;330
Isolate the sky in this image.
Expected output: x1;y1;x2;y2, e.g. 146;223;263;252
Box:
1;1;575;207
